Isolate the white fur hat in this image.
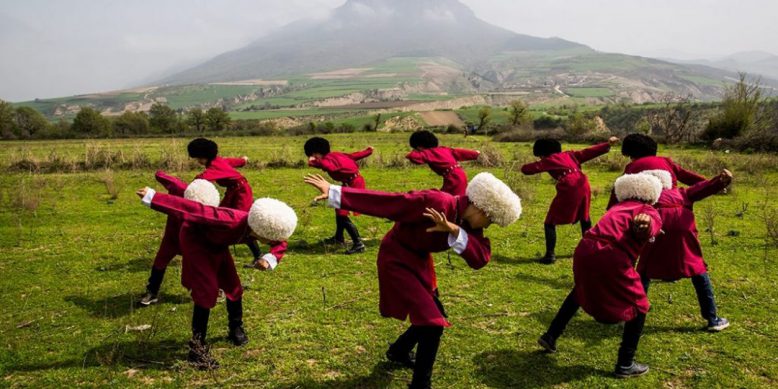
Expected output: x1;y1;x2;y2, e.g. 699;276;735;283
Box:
248;198;298;242
184;179;220;207
466;172;522;227
641;169;673;190
614;173;663;204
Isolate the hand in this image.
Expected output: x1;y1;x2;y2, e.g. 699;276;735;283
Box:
719;169;733;185
304;174;331;202
241;156;249;162
608;136;620;146
254;259;270;271
423;208;460;236
308;156;317;163
367;146;374;151
632;213;652;234
136;187;150;199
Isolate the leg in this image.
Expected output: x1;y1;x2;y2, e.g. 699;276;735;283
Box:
410;326;443;389
541;224;557;264
641;275;651;294
539;289;579;352
140;267;166;306
386;325;419;368
226;298;249;346
334;214;346;242
245;239;262;260
615;313;648;377
691;273;728;331
342;216;366;254
580;219;592;235
189;304;219;370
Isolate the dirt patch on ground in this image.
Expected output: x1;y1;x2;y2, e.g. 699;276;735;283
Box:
419;111;465;128
380;116;424;132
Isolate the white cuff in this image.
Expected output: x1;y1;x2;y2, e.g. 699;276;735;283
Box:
141;188;156;207
261;253;278;270
447;228;468;255
328;185;343;209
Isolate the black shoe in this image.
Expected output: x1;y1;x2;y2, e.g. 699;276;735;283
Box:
345;242;366;255
228;325;249;346
323;236;346;245
614;362;649;378
386;348;415;369
187;341;220;370
408;382;431;389
138;292;159;307
538;333;557;353
707;317;730;332
538;254;556;264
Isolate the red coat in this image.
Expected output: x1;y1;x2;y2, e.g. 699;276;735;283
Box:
522;143;611;225
339;187;491;327
637;176;729;281
149;193;288;308
197;156;253;212
309;149;372;216
607;156;705;209
406;147;480;196
573;200;662;323
151;171;187;270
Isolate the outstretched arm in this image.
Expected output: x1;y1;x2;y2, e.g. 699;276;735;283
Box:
672;160;706;186
406;150;427;165
155;170;187;197
572;139;616;164
520;159;549;175
686;169;732;203
224;156;248;168
348;147;374;161
451;148;481;162
137;188;243;228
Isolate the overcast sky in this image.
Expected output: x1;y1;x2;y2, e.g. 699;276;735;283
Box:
1;0;776;102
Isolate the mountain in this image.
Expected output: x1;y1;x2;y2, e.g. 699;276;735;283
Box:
666;51;778;81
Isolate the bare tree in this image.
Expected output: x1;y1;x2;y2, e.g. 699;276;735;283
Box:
647;94;695;144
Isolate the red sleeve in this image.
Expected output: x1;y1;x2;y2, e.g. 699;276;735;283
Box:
406;150;427;165
268;241;288;263
150;192;244;228
685;176;729;203
451;148;481;162
340;188;444;224
223;157;246;168
348;148;373;161
572;142;611;164
671;160;706;186
460;232;491;270
521;159;550;175
308;157;336;173
196;166;219;181
155;171;187;197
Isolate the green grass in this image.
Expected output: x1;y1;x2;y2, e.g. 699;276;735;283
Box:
565;88;614;98
1;134;777;388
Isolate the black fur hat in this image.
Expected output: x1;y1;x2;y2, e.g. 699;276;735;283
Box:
621;133;658;159
304;137;331;157
533;138;562;157
187;138;218;161
409;130;439;149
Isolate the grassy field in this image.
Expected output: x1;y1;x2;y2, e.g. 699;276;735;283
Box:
1;134;777;388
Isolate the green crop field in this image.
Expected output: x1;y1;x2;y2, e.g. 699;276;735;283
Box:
1;133;777;388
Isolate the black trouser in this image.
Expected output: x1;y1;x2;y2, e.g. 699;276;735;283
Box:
336;215;361;245
146;267;166;295
641;272;718;324
390;325;443;389
192;304;211;344
226;298;244;330
246;239;262;260
544;220;591;258
545;289;646;367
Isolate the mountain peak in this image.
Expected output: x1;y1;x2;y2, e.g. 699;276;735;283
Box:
335;0;475;24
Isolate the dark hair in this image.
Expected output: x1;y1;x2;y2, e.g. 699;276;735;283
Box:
187;138;218;161
533;138;562;157
409;130;439;149
304;137;330;157
621;133;658;158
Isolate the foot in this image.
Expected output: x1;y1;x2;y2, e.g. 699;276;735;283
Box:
345;242;366;255
537;333;557;353
386;348;415;369
138;291;159;307
187;341;220;370
538;254;556;265
614;362;649;378
322;236;346;245
408;382;431;389
707;317;730;332
228;325;249;346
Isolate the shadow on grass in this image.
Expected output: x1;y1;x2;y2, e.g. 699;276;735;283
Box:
529;310;623;346
65;292;190;318
281;361;397;389
514;272;574;290
6;339;185;373
491;254;572;265
473;349;609;388
287;239;375;255
94;256;176;273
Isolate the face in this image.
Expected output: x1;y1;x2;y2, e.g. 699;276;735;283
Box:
311;153;323;159
465;205;492;229
194;157;208;166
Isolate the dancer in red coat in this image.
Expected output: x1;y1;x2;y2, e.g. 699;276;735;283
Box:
406;130;481;196
305;172;521;389
137;185;297;369
522;137;619;263
139;172;220;306
638;169;732;332
305;137;373;254
607;133;705;208
538;172;664;379
188;138;268;268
